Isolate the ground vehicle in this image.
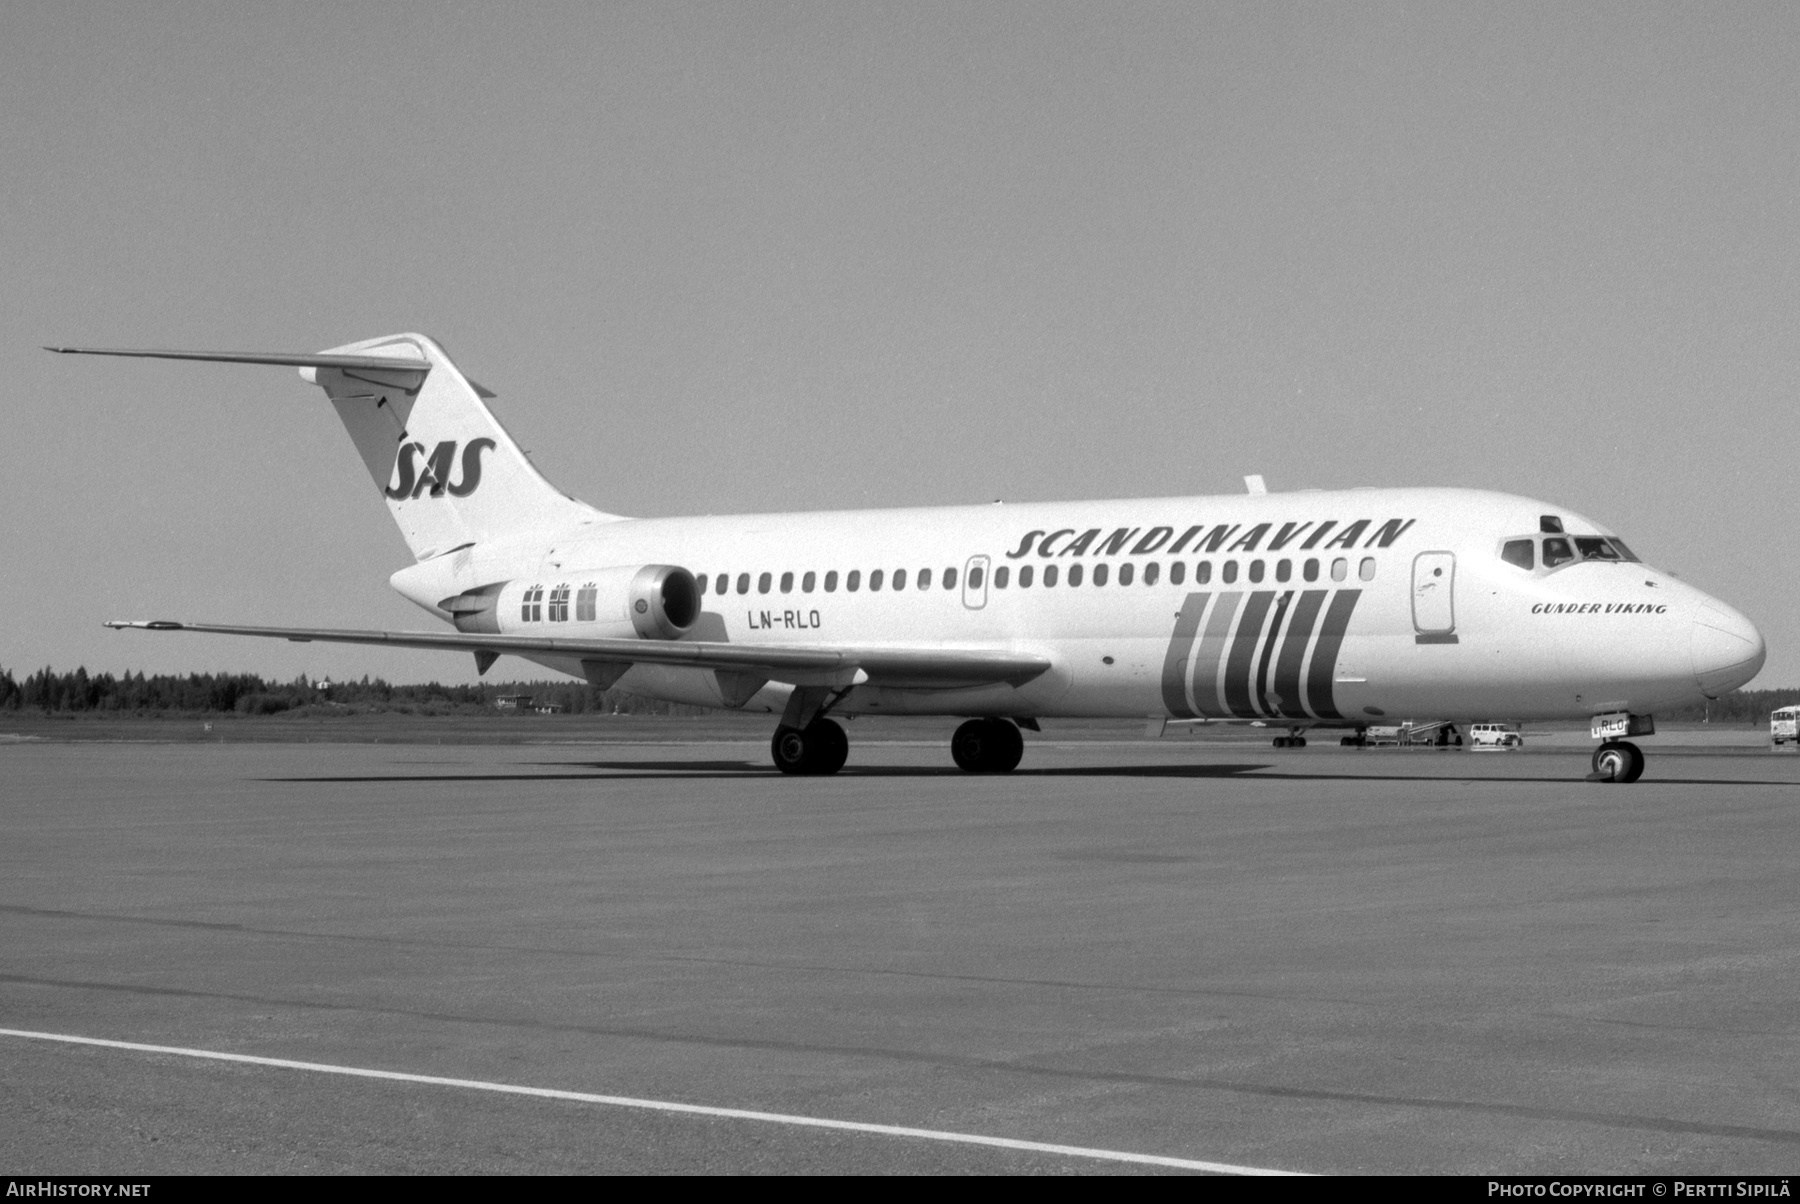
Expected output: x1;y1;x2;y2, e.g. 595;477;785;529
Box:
1773;707;1800;748
1469;722;1524;749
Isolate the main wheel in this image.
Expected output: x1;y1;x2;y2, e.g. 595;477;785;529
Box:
771;719;850;775
805;718;849;775
772;725;810;775
1591;740;1645;783
951;718;1024;773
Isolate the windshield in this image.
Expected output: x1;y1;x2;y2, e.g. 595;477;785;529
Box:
1501;534;1642;572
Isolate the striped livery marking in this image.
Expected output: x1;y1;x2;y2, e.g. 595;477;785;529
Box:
1160;593;1210;719
1159;588;1363;721
1271;590;1328;719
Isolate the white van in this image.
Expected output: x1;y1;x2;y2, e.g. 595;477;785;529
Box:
1772;707;1800;749
1469;722;1524;749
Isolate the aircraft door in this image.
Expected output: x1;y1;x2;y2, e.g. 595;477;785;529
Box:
962;555;990;610
1411;551;1456;637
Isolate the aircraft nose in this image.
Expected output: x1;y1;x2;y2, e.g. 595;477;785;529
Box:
1691;600;1765;698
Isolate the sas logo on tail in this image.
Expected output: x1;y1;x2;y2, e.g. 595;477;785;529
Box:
385;438;496;500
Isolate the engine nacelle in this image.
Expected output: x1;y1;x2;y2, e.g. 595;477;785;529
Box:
442;565;700;640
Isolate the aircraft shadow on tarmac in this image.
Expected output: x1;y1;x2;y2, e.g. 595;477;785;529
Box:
260;761;1793;786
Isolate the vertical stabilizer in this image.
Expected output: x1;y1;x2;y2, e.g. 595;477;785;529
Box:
303;333;617;559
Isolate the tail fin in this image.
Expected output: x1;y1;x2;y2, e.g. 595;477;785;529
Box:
303;333;617;558
50;333;620;559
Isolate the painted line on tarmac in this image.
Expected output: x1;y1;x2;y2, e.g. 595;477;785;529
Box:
0;1026;1303;1175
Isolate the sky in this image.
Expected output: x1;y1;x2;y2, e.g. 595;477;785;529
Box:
3;2;1797;688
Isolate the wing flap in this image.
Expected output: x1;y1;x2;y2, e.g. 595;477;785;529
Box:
104;620;1052;690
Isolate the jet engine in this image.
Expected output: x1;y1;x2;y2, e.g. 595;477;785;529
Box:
440;565;700;639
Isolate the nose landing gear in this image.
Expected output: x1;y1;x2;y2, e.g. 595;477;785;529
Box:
1589;740;1645;783
771;718;850;776
951;718;1025;773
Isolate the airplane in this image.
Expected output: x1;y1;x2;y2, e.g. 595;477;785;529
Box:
50;333;1766;783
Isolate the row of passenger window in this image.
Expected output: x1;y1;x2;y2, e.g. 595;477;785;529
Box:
694;556;1379;598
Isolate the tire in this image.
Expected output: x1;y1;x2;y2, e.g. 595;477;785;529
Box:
805;718;849;775
771;725;810;775
1592;740;1645;783
952;718;1023;773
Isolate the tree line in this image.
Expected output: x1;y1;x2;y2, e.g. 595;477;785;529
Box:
0;664;1792;723
0;666;709;716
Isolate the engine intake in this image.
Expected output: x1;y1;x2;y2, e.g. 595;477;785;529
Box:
625;564;700;639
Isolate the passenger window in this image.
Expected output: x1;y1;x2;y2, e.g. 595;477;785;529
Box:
802;571;816;593
1142;562;1157;585
1574;536;1621;562
1222;561;1238;584
944;567;957;590
1093;563;1109;586
1119;563;1135;586
869;569;884;591
737;573;750;595
994;566;1009;588
1169;562;1185;585
780;571;794;593
918;568;932;589
847;570;862;592
1501;539;1534;570
1359;557;1376;581
1248;560;1264;583
1275;559;1291;583
1330;558;1347;582
716;573;730;595
1543;538;1574;568
695;574;707;597
549;584;570;622
1067;564;1083;587
1195;561;1211;584
1043;565;1058;587
969;566;985;589
1303;558;1318;582
758;572;772;594
522;585;543;623
894;569;907;591
1019;565;1034;587
825;571;840;592
577;584;597;622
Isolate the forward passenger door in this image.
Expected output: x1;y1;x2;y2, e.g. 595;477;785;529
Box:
1411;551;1456;641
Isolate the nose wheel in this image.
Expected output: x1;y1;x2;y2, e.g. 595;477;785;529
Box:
951;718;1025;773
1590;740;1645;783
771;718;850;775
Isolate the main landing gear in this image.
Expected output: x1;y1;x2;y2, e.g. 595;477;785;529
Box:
1273;726;1308;749
771;718;849;776
1590;740;1645;783
951;718;1025;773
768;712;1028;776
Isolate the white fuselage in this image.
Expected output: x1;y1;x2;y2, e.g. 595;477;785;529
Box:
390;486;1765;726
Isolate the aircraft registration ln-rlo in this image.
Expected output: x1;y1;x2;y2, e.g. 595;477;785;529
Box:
52;333;1765;782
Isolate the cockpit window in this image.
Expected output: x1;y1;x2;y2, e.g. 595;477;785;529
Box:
1608;539;1640;563
1574;536;1622;562
1542;537;1574;568
1501;539;1534;570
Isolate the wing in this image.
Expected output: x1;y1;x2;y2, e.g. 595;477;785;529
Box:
104;620;1052;691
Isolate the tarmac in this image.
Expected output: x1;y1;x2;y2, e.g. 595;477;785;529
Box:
4;725;1799;1174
